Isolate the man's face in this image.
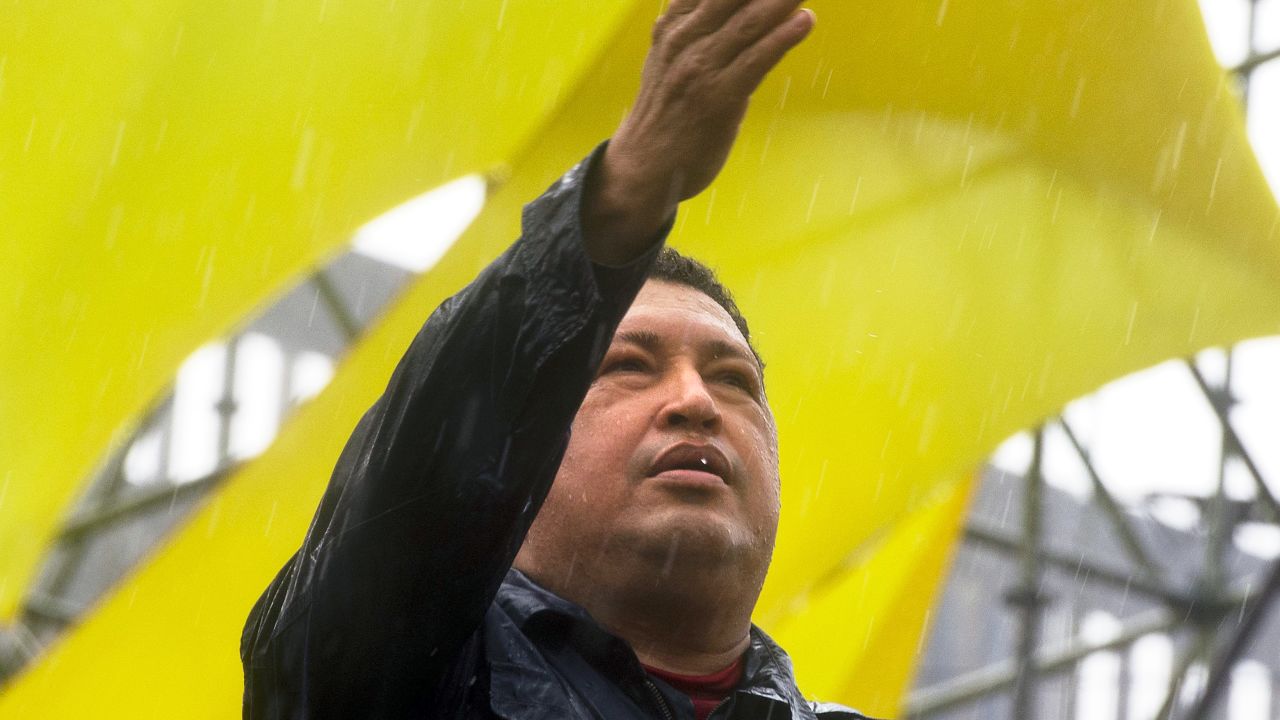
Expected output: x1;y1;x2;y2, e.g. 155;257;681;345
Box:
520;280;780;583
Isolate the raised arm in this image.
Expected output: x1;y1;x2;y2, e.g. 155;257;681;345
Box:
240;148;663;717
241;1;813;716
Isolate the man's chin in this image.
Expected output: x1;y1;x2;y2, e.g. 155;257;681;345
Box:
614;508;752;567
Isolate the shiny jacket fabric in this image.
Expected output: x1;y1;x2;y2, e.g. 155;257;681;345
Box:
241;148;871;720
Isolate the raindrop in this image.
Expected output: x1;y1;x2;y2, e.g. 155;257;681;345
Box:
1208;156;1222;207
847;176;862;215
1069;77;1086;119
23;116;36;153
291;127;317;191
109;121;126;168
264;501;278;537
805;178;822;223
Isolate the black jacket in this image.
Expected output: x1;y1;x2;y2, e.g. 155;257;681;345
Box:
241;147;870;720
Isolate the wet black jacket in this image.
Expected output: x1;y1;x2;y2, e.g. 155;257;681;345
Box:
241;148;870;720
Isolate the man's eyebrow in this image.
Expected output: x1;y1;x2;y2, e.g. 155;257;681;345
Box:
613;330;663;351
613;330;761;372
706;339;758;369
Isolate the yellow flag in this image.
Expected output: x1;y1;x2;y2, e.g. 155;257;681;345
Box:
0;0;638;621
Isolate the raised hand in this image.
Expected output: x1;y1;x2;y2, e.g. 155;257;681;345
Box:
584;0;815;265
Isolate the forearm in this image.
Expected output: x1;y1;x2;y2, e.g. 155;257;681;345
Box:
581;141;679;267
242;146;668;716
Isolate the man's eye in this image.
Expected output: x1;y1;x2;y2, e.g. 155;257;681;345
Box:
605;358;648;373
718;372;755;392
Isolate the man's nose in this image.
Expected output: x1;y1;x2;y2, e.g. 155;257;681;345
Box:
657;367;722;433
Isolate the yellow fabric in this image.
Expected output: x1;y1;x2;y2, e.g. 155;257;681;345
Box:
3;0;1279;717
761;475;976;714
0;0;636;620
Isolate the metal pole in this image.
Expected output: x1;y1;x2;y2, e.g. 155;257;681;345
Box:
1153;628;1213;720
1238;0;1261;108
1058;418;1165;583
312;270;361;342
1202;354;1234;606
1185;362;1280;523
1184;557;1280;720
1011;426;1046;720
215;334;240;465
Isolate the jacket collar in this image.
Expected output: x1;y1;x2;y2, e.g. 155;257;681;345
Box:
495;570;821;720
737;625;820;720
497;568;598;629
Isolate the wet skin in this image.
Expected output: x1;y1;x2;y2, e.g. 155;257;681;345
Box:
515;280;780;674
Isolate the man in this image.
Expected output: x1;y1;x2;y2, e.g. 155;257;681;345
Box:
243;1;871;717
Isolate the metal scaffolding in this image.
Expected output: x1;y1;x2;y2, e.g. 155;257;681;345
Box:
905;346;1280;720
906;9;1280;716
0;171;502;687
0;262;377;685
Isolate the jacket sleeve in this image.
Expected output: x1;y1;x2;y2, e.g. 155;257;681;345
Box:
240;146;667;718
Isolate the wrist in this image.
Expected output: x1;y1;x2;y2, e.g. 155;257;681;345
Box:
581;142;678;266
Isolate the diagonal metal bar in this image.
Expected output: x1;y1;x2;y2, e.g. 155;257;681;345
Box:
1182;556;1280;720
24;449;131;635
1058;417;1166;584
0;622;47;686
1152;626;1213;720
1229;46;1280;77
904;608;1178;718
311;270;361;342
20;594;84;626
56;468;232;543
1184;361;1280;523
965;525;1187;607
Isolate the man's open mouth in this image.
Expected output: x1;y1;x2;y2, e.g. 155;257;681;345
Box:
648;443;731;484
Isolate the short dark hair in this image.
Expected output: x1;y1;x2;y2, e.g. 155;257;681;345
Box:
648;247;763;368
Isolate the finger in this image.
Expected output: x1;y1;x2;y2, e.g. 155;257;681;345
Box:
723;8;814;95
664;0;700;15
704;0;806;68
664;0;751;42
